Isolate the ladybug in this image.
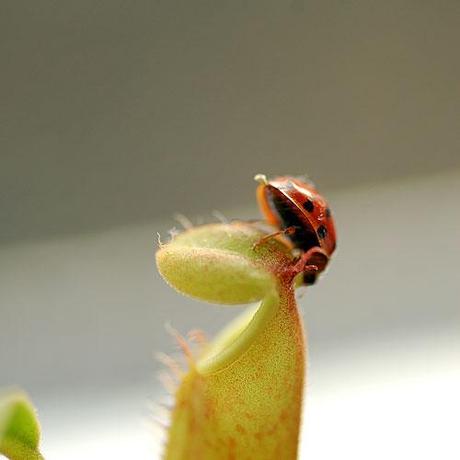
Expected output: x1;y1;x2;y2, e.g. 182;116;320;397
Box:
255;174;337;285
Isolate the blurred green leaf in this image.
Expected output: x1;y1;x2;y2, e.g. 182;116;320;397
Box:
0;390;44;460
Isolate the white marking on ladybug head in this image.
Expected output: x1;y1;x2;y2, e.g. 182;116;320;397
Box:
254;173;268;185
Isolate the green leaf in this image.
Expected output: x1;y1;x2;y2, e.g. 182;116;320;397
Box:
0;390;44;460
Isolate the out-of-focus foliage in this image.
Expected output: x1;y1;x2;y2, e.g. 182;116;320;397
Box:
0;390;44;460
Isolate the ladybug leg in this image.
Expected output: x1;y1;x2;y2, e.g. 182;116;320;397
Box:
252;226;296;249
291;247;329;281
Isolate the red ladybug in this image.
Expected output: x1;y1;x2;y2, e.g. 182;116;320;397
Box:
255;174;337;285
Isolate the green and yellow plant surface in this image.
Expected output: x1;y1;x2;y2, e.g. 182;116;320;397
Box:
0;184;332;460
156;222;311;460
0;390;44;460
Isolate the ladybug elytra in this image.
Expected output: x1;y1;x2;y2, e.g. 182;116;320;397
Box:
255;174;337;285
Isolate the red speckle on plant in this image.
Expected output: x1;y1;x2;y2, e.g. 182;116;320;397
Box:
235;424;246;435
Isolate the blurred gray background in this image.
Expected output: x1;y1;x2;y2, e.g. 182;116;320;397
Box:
1;1;459;459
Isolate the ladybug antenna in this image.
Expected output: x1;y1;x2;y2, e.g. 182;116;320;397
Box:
254;174;268;185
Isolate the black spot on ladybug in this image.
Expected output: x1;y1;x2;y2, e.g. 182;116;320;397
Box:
303;199;314;213
317;225;327;239
267;190;320;251
325;208;331;218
